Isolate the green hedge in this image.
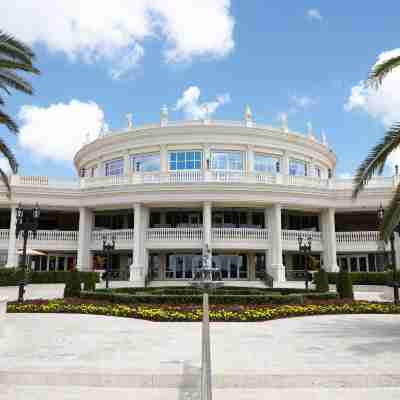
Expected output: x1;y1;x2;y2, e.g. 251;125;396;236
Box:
325;272;392;286
0;268;99;286
81;290;338;305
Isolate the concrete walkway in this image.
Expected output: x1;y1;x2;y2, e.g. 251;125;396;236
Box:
1;312;400;398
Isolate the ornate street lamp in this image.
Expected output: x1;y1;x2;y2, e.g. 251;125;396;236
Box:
298;234;312;290
102;235;116;289
15;203;41;302
191;245;223;400
377;203;399;304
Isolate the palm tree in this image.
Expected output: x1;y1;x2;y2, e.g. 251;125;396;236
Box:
0;31;39;194
352;52;400;241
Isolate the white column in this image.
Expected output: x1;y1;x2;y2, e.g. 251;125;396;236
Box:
6;206;18;268
123;150;131;176
394;232;400;270
246;145;254;175
321;208;339;272
130;203;148;285
160;145;168;173
282;152;289;185
203;202;212;254
267;204;285;282
77;207;93;271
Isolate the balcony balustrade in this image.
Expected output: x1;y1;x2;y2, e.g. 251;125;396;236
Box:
9;173;398;191
146;227;203;241
212;227;269;241
336;231;386;252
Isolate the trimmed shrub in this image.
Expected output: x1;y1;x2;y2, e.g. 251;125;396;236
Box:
336;270;354;300
64;269;82;298
314;269;329;292
0;268;99;286
82;273;97;291
326;272;387;286
81;290;337;305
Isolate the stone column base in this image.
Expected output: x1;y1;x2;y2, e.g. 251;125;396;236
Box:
326;264;339;273
269;264;286;283
129;264;145;286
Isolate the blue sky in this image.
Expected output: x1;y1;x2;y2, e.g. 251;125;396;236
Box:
1;1;400;179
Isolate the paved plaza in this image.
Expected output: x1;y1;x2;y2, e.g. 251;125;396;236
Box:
0;284;398;398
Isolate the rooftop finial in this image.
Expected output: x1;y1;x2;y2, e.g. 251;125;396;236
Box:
307;121;315;140
160;105;168;127
126;113;133;128
245;104;253;127
278;113;289;132
322;130;328;146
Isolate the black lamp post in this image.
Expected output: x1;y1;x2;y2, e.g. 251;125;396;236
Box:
15;203;40;302
102;235;115;289
298;234;312;290
377;203;399;304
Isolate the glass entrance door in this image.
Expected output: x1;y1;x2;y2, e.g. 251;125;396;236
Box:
213;254;248;279
166;254;202;279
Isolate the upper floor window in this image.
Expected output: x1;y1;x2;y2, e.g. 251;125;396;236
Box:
289;159;307;176
169;151;202;170
211;151;243;171
314;165;322;178
254;154;280;175
130;153;160;172
105;158;124;176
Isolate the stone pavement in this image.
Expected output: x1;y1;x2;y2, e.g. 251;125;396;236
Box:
1;312;400;398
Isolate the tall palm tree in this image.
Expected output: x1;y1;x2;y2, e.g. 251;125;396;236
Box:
0;31;39;194
352;52;400;241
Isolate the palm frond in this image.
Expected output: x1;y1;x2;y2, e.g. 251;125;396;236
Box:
368;55;400;88
353;122;400;198
380;182;400;242
0;69;33;95
0;138;18;173
0;40;34;65
0;109;18;133
0;59;40;74
0;31;34;59
0;81;10;96
0;167;11;198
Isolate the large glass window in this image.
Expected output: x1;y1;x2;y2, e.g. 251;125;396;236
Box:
212;254;248;279
211;151;244;171
130;153;160;172
289;159;307;176
254;154;280;175
105;158;124;176
169;151;202;170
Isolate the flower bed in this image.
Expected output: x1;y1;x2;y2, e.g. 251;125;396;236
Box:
7;299;400;322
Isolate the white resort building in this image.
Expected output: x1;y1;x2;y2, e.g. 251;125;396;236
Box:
0;107;398;286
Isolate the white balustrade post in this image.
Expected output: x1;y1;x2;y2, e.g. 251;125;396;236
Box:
246;145;254;176
123;150;131;176
130;203;147;285
267;204;285;282
203;202;212;257
6;206;18;268
321;208;339;272
77;207;93;271
282;152;289;185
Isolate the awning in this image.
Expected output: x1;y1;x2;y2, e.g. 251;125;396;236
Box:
17;249;47;256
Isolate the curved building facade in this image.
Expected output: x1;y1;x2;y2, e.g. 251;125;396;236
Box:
0;112;397;286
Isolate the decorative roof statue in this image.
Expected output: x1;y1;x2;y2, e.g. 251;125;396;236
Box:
245;104;253;127
160;105;168;126
322;130;328;146
279;113;289;132
307;121;316;140
126;113;133;129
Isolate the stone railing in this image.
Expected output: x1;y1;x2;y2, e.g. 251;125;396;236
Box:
146;227;203;241
91;229;135;242
336;231;380;243
212;228;269;241
282;230;323;242
0;229;9;241
8;173;398;192
25;230;78;241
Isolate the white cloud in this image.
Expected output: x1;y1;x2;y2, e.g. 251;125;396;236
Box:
345;49;400;127
175;86;231;119
18;100;104;162
307;8;323;21
345;49;400;171
0;0;234;78
0;158;11;175
289;94;317;112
